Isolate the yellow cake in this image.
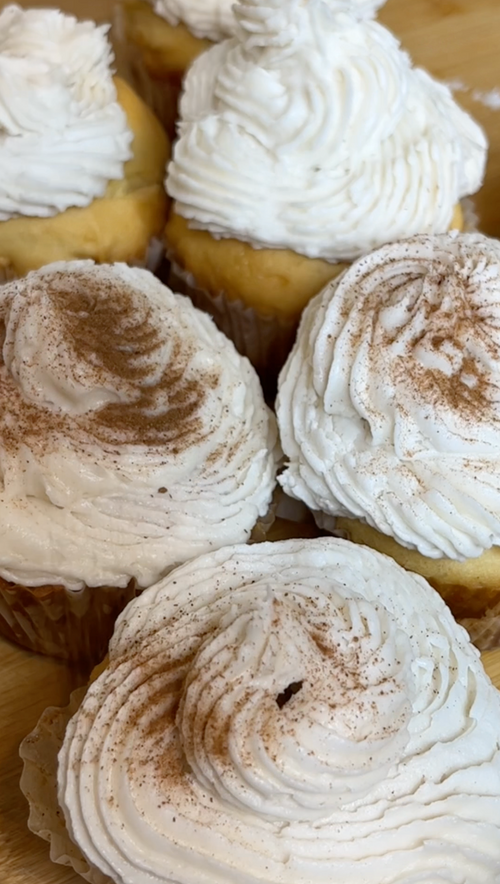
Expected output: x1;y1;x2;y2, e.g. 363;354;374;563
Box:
165;0;483;389
0;79;169;280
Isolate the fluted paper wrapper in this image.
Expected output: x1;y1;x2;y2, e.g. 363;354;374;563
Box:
0;578;136;666
168;261;299;397
20;688;110;884
113;4;180;139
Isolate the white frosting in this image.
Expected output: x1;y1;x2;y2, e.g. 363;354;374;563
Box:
166;0;486;262
0;261;277;590
152;0;236;41
58;538;500;884
0;5;132;221
150;0;385;40
277;232;500;561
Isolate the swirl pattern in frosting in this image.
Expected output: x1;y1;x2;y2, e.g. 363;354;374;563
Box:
58;538;500;884
0;5;132;220
167;0;486;262
277;232;500;560
0;261;277;589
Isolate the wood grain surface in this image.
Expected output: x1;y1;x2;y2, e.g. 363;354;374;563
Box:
2;0;500;882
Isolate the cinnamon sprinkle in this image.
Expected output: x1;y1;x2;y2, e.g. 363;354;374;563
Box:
0;270;222;457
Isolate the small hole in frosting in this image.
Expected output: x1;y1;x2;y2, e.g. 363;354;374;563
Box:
276;681;303;709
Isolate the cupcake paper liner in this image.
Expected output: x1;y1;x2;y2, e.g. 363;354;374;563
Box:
0;578;137;666
113;4;180;139
168;260;299;398
19;687;110;884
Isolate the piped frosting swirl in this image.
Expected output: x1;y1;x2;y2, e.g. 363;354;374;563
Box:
0;261;277;589
0;5;132;220
167;0;486;261
58;538;500;884
278;232;500;560
150;0;385;41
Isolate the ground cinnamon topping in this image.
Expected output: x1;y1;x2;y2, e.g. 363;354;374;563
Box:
0;270;222;456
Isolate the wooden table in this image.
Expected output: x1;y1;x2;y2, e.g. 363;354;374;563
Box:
2;0;500;881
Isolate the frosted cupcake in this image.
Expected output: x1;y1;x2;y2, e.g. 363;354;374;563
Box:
164;0;485;385
115;0;387;138
0;5;169;282
277;231;500;650
0;261;277;663
21;538;500;883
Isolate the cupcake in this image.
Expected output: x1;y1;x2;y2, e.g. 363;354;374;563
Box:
20;538;500;883
0;261;277;663
0;5;169;282
164;0;485;386
277;231;500;651
115;0;388;139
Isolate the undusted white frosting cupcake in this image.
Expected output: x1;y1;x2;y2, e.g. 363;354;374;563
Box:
277;232;500;561
0;5;132;220
167;0;485;261
0;261;277;590
58;538;500;884
150;0;385;41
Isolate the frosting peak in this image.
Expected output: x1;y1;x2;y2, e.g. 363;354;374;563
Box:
0;262;277;589
0;5;132;220
153;0;237;41
150;0;385;42
58;539;500;884
277;232;500;560
167;0;486;261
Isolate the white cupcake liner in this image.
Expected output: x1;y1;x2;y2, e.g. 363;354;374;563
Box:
19;687;110;884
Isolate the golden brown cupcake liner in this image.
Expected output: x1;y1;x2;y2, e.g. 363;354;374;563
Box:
113;5;180;140
168;260;300;398
0;577;136;666
19;686;110;884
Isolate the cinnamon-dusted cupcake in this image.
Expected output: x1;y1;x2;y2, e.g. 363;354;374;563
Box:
0;261;277;663
0;5;169;281
164;0;484;386
277;231;500;650
20;538;500;884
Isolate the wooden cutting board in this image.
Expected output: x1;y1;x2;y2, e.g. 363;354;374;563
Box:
1;1;500;882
